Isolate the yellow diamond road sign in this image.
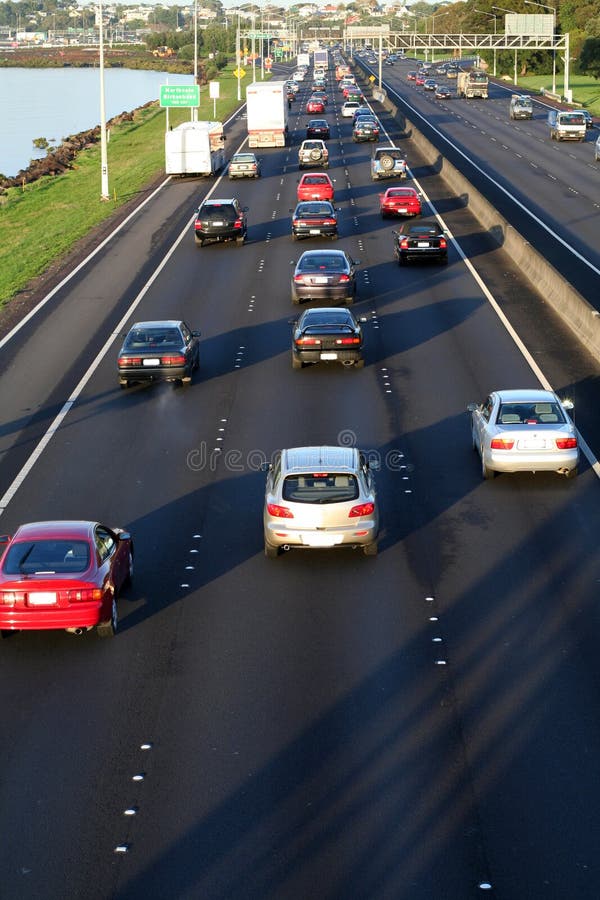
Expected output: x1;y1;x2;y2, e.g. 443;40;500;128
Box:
369;74;375;82
234;68;246;79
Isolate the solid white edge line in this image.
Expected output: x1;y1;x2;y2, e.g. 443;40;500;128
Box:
0;128;253;518
374;109;600;479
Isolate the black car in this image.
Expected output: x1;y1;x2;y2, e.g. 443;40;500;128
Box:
393;220;448;265
352;118;380;142
435;85;453;100
194;198;248;246
291;201;339;240
291;249;359;304
292;307;364;369
117;320;201;388
306;118;330;140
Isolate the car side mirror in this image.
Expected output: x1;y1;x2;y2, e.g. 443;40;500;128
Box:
118;532;131;542
358;316;368;323
467;403;479;413
192;330;201;337
243;206;249;212
561;399;574;411
0;534;11;545
260;462;271;473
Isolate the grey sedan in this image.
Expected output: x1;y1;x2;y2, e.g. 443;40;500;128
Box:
468;389;579;479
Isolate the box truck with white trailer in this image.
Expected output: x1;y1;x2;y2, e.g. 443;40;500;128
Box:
246;81;288;148
165;121;226;176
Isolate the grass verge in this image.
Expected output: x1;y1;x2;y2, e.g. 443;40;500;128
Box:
0;64;248;310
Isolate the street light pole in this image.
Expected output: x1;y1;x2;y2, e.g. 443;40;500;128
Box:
474;9;498;76
492;6;519;84
98;0;109;201
524;0;556;95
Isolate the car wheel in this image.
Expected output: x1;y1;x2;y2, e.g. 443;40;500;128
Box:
124;551;134;587
195;238;204;247
292;295;301;305
439;256;448;265
380;154;394;171
1;629;17;639
97;597;117;638
119;379;129;389
565;466;578;479
363;542;378;556
481;450;495;480
264;542;280;559
346;294;354;305
181;374;192;385
331;232;339;240
355;358;365;369
292;353;303;369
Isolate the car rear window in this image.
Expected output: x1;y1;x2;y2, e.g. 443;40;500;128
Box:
303;176;328;184
3;540;91;575
125;328;181;348
297;204;332;216
497;402;565;425
282;474;359;504
298;254;345;271
201;204;237;222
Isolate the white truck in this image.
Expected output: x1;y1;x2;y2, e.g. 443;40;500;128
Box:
313;48;329;70
165;121;226;176
548;109;586;142
246;81;288;148
297;52;310;69
456;68;489;99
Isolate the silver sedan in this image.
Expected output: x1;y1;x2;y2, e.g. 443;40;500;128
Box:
263;446;379;557
468;389;579;479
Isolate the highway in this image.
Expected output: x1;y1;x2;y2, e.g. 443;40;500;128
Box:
1;61;600;900
357;55;600;307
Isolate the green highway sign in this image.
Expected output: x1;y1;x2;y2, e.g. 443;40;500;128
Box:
160;84;200;108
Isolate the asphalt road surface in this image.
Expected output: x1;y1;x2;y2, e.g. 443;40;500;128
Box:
1;64;600;900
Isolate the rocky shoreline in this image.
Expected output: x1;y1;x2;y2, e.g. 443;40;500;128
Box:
0;102;155;191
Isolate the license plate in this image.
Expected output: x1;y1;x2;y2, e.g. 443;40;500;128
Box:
28;592;57;606
314;276;329;283
212;220;224;226
398;208;408;213
520;439;547;450
143;359;160;367
417;241;430;248
304;534;339;547
239;165;248;170
310;229;321;235
320;352;338;360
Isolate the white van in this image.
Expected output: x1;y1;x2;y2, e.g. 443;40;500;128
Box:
595;134;600;161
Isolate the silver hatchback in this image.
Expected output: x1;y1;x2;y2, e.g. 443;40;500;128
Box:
263;446;379;557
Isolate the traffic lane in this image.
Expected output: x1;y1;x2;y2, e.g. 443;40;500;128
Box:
0;176;215;504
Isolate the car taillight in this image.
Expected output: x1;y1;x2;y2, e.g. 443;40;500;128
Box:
400;238;409;249
323;219;337;226
293;274;307;283
491;438;515;450
296;337;321;346
58;588;103;602
292;220;300;229
556;437;578;450
194;221;202;231
234;218;243;229
349;502;375;517
267;503;294;519
336;337;360;345
439;238;447;248
118;357;142;367
161;355;186;366
0;590;25;605
338;274;350;282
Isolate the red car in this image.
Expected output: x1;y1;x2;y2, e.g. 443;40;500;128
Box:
306;98;326;114
380;187;422;218
0;520;133;638
297;172;335;201
415;74;426;86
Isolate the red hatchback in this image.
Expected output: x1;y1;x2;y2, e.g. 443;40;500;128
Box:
0;521;133;638
380;186;422;218
297;172;335;202
306;98;326;114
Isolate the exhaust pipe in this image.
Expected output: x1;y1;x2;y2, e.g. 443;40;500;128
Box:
282;545;290;552
342;359;354;367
